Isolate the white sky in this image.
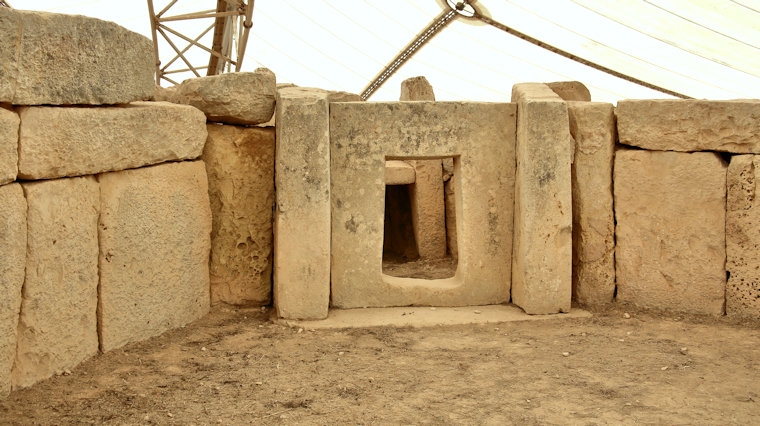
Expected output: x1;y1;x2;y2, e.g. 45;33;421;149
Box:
16;0;760;104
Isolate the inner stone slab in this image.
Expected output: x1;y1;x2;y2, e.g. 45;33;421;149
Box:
330;102;516;308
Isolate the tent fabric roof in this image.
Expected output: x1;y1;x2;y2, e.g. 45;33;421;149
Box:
29;0;760;103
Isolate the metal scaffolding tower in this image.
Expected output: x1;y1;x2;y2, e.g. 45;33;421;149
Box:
147;0;254;86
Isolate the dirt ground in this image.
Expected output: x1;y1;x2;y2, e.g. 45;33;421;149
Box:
1;304;759;425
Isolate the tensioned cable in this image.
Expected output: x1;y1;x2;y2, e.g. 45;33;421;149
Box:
570;0;760;79
503;0;741;98
362;0;690;100
729;0;760;14
361;9;457;100
642;0;760;50
469;5;691;98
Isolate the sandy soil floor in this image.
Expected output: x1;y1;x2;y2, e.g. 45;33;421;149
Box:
1;304;759;425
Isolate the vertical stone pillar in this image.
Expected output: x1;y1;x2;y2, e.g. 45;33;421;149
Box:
567;102;616;306
0;183;25;397
400;77;447;259
274;88;331;319
726;155;760;317
511;83;574;314
13;177;100;389
203;124;275;306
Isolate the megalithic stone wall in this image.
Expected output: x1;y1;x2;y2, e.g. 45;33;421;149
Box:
204;124;275;306
614;150;727;314
0;109;18;185
568;102;616;306
726;155;760;317
98;161;212;352
0;183;25;397
12;177;100;389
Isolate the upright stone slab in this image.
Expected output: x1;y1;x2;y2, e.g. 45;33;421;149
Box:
273;88;331;320
204;124;275;306
0;108;18;185
614;150;726;314
18;102;207;180
400;77;447;259
511;84;573;314
400;76;436;101
98;161;211;351
331;102;515;308
568;102;616;306
0;8;154;105
726;155;760;317
617;100;760;153
0;183;25;397
12;177;99;390
173;69;276;125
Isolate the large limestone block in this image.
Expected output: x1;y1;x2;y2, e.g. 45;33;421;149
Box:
331;101;515;308
12;178;99;390
173;69;276;125
204;124;275;306
98;161;212;351
0;183;25;397
511;83;574;314
568;102;616;306
17;102;207;180
614;150;726;314
0;108;18;185
0;8;154;105
274;88;331;320
617;100;760;153
726;155;760;317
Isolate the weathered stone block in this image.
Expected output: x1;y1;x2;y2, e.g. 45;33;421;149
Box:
0;8;154;105
204;124;274;306
617;99;760;153
614;150;726;314
385;160;415;185
400;76;436;101
273;88;331;320
726;155;760;317
173;69;276;125
98;161;211;351
12;177;99;390
547;81;591;102
18;102;207;180
0;108;18;185
568;102;616;306
331;101;515;308
511;83;573;314
0;183;25;397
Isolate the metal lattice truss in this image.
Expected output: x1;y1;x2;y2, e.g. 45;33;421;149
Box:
0;1;12;8
147;0;254;86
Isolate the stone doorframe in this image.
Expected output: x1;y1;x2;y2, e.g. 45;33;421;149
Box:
273;85;573;320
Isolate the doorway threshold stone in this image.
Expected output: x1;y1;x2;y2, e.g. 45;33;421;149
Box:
275;305;590;329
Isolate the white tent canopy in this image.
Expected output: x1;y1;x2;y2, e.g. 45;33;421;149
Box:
25;0;760;103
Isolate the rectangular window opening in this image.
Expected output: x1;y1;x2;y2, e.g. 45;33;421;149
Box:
382;157;458;279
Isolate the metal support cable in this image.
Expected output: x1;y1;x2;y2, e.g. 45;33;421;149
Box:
360;9;457;100
473;10;691;99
